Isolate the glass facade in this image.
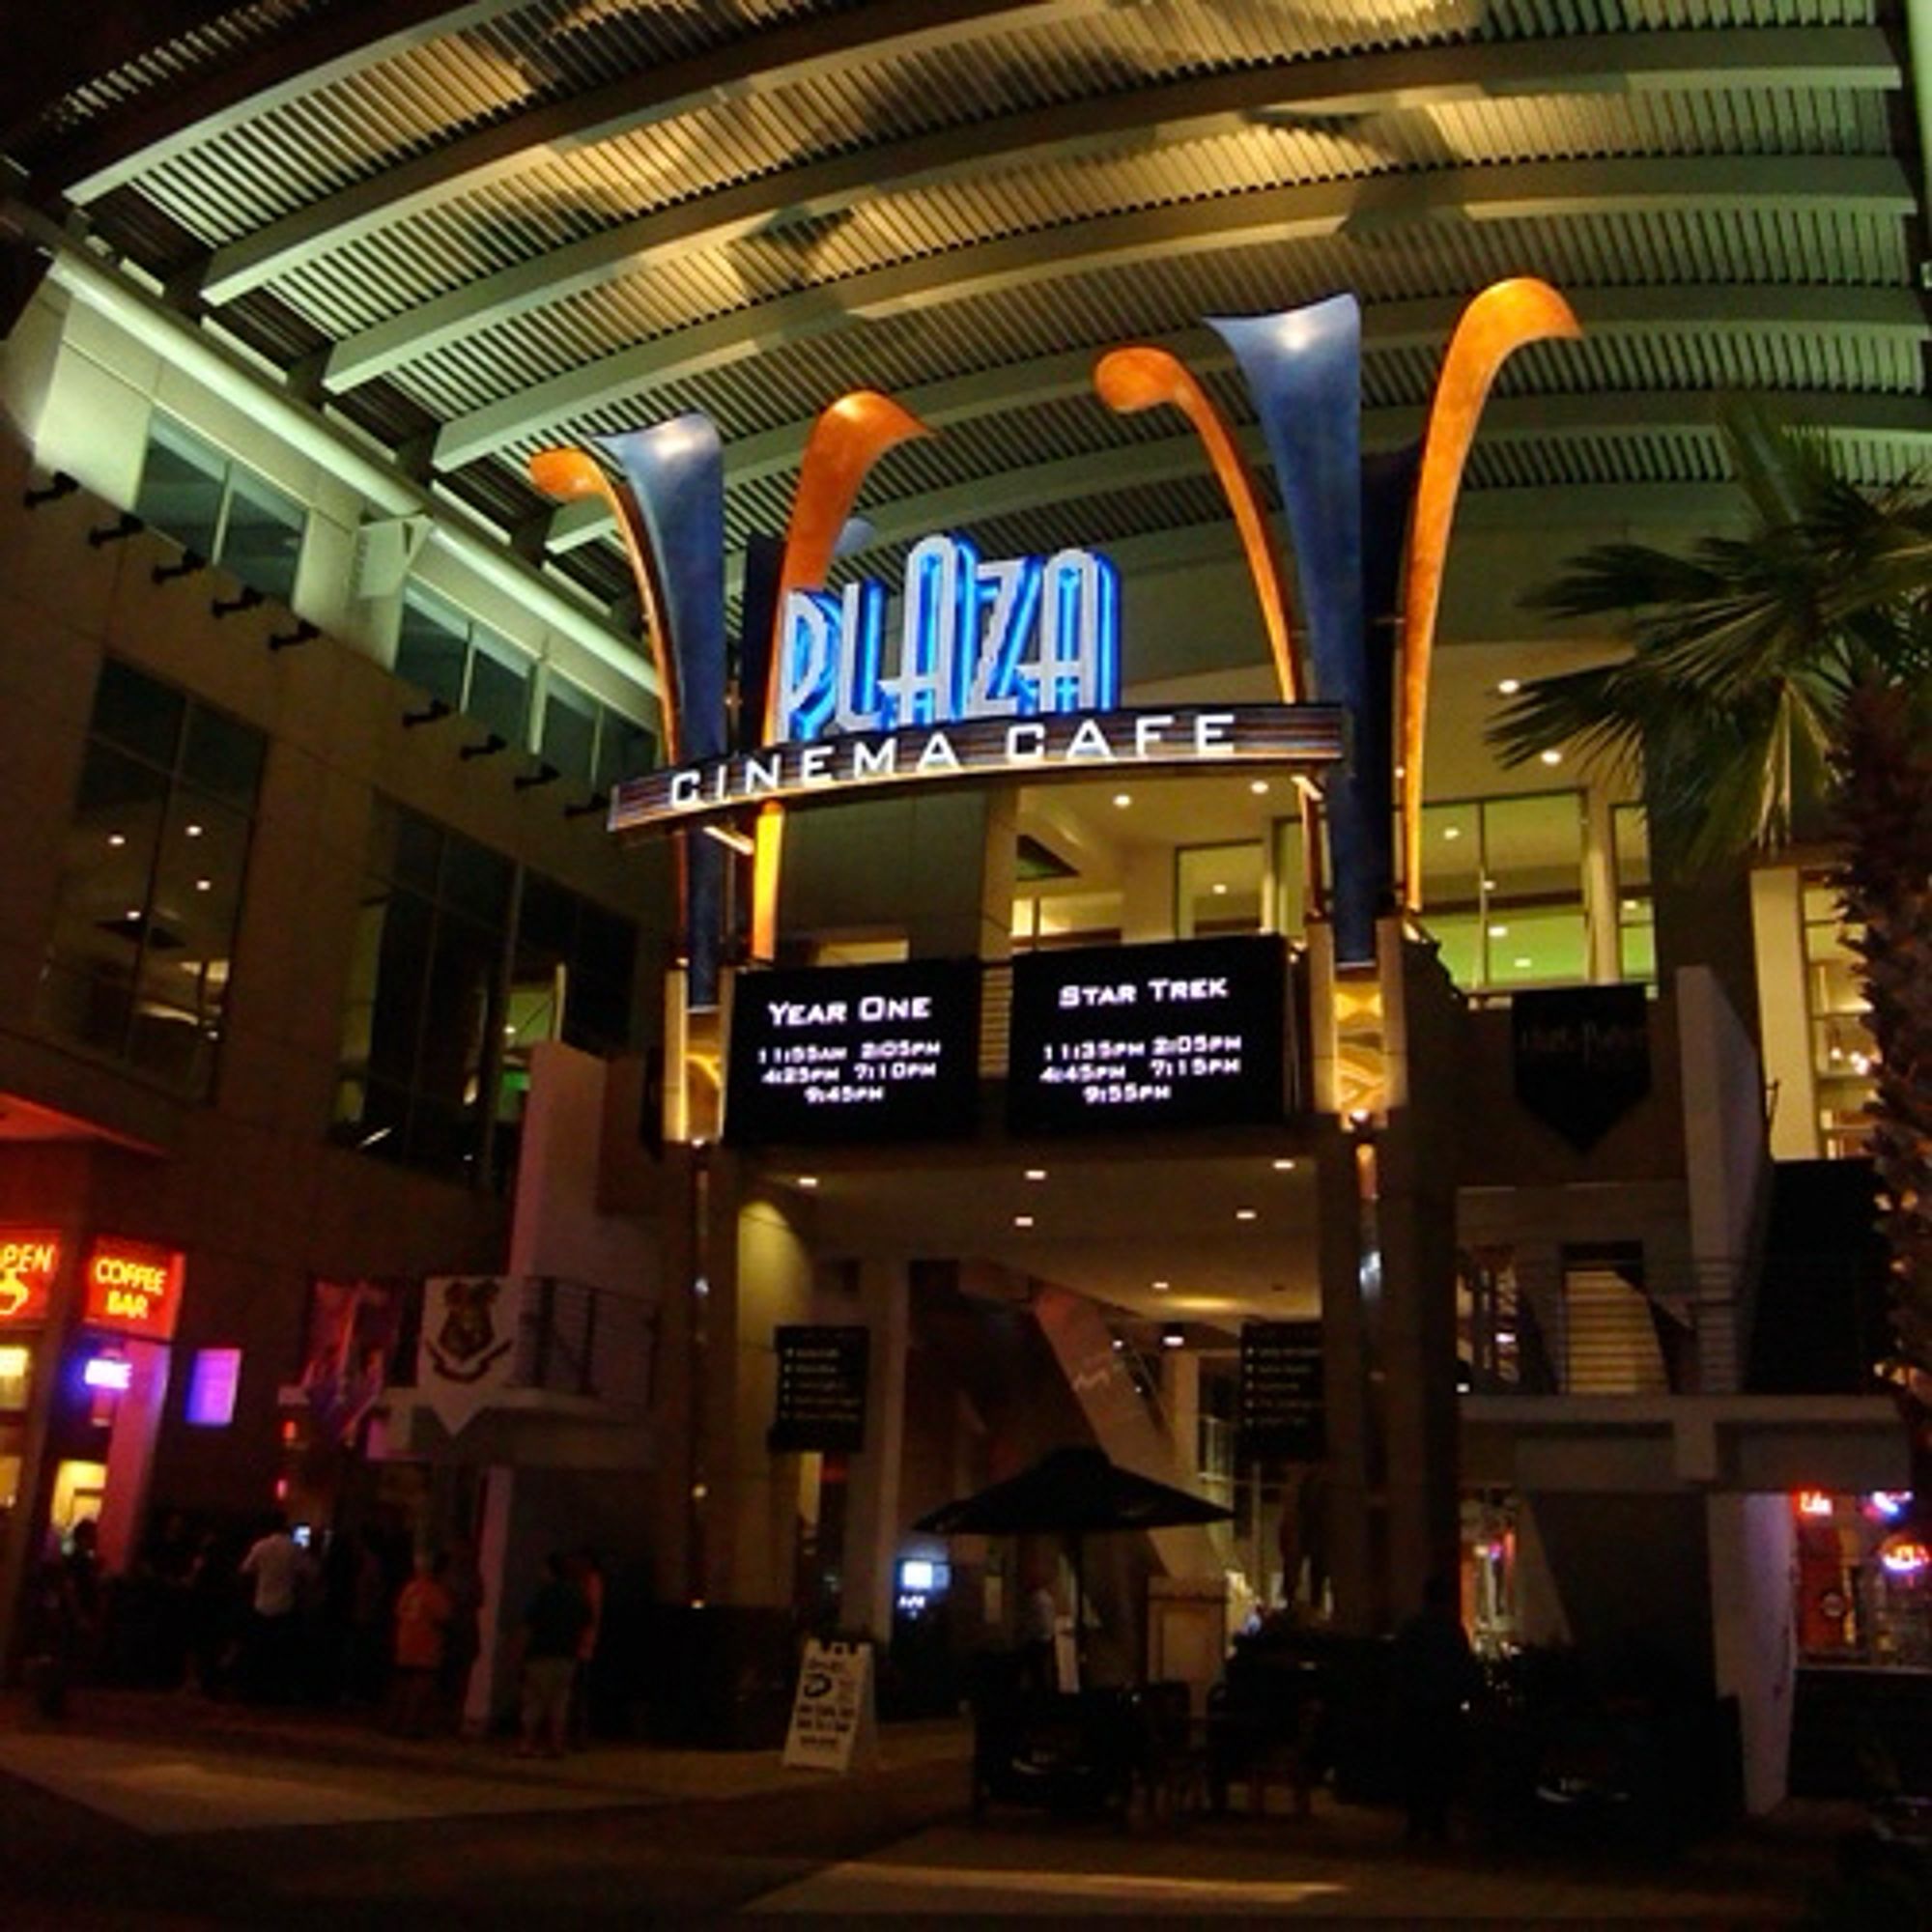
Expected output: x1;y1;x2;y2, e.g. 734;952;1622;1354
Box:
333;801;639;1182
1416;791;1588;991
395;589;530;747
40;660;265;1097
1802;871;1876;1158
135;418;303;603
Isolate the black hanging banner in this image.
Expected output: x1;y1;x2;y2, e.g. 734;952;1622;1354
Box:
770;1324;870;1453
1238;1320;1325;1462
1511;984;1652;1152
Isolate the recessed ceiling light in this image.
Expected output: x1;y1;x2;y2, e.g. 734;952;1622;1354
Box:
185;824;203;838
1151;1279;1171;1292
1211;882;1229;895
1539;748;1563;766
1482;877;1497;892
1488;923;1508;938
125;908;141;921
1160;1326;1185;1350
194;877;212;893
106;832;126;848
1497;677;1521;696
1024;1167;1047;1181
1622;898;1640;913
1271;1158;1296;1173
1442;825;1462;840
1112;792;1132;809
797;1175;819;1188
1514;956;1532;969
1235;1207;1259;1222
1249;779;1269;796
1013;1213;1035;1229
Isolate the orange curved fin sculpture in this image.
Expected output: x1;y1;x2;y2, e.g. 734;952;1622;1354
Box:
1094;346;1304;706
1400;279;1580;911
753;389;932;958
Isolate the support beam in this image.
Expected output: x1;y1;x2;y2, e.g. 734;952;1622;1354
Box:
317;27;1898;385
431;156;1915;473
539;285;1928;554
195;0;1104;304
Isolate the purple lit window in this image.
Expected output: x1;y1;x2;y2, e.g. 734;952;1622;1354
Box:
185;1347;241;1427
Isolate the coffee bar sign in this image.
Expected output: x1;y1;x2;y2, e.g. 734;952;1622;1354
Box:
610;531;1345;836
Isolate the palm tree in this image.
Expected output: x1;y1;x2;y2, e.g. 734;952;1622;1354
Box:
1489;400;1931;1408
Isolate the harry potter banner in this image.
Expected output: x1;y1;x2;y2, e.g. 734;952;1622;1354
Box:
416;1275;518;1435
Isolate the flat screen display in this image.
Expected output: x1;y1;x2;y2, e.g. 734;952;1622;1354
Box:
725;956;981;1145
1006;934;1288;1134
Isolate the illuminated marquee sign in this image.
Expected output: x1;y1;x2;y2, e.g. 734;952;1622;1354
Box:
1007;935;1291;1134
725;957;981;1145
0;1230;60;1324
612;703;1344;837
778;534;1119;742
82;1236;185;1341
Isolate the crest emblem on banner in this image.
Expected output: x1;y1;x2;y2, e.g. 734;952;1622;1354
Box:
417;1276;517;1434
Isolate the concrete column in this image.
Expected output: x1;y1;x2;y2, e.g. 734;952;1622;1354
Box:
717;1173;816;1608
1315;1117;1378;1634
1707;1492;1796;1814
839;1259;909;1643
1160;1349;1201;1480
468;1464;516;1735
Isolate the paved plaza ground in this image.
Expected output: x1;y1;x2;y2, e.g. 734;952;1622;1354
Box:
0;1689;1868;1924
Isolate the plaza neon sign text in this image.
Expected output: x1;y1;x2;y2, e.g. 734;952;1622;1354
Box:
776;533;1119;743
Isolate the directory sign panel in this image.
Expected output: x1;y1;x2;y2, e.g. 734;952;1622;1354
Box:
1006;935;1288;1134
725;957;981;1145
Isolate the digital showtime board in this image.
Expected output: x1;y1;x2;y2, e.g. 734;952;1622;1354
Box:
1006;935;1289;1134
725;958;981;1146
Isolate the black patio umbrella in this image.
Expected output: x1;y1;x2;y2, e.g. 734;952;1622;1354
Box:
914;1444;1233;1658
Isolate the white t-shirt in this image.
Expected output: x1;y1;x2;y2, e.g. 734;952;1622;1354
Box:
242;1531;302;1617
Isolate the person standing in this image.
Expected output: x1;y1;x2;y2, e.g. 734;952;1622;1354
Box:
1392;1574;1482;1843
239;1513;305;1703
516;1553;589;1759
388;1550;453;1738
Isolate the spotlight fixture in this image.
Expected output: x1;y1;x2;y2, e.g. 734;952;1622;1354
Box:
1249;780;1269;796
1271;1158;1296;1172
269;620;320;650
1160;1325;1185;1350
1497;677;1521;695
1112;792;1131;809
1023;1167;1047;1181
1539;748;1563;766
211;584;266;618
1012;1213;1035;1229
1235;1207;1259;1222
1151;1279;1171;1293
796;1175;818;1189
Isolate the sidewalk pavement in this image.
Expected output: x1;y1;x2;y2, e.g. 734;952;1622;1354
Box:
0;1686;1868;1921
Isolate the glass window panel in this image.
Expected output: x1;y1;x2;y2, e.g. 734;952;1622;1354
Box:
1612;804;1651;892
540;681;599;784
1428;912;1483;989
180;707;266;806
1487;908;1589;988
362;889;433;1085
149;792;248;1020
466;635;530;746
594;712;657;791
1421;802;1482;912
517;875;576;959
440;833;512;930
576;903;635;991
390;810;441;895
1177;841;1264;938
126;998;212;1089
1033;893;1122;946
218;472;303;603
134;422;223;561
1619;917;1656;983
90;661;185;771
1483;793;1583;904
395;595;469;710
414;912;501;1122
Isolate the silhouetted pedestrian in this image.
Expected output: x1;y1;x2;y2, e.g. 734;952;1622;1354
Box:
1392;1574;1482;1843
